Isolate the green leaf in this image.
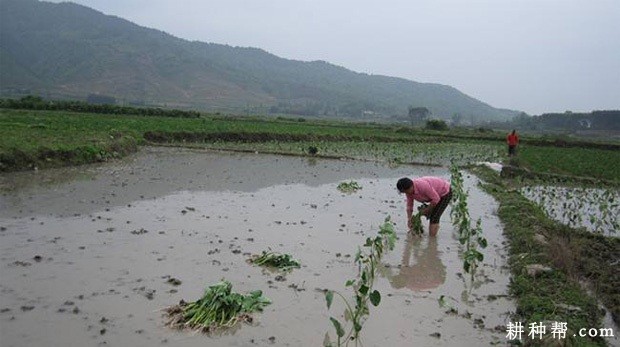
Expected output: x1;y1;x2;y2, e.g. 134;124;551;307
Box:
463;260;471;273
353;321;363;332
325;290;333;309
438;295;446;307
345;280;355;287
359;285;369;295
478;237;488;248
369;290;381;306
330;317;345;337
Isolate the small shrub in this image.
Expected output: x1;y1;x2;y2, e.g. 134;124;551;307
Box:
425;119;448;131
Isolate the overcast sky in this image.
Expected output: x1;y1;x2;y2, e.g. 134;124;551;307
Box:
48;0;620;115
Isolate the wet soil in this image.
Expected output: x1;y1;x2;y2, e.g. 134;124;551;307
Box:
0;147;514;346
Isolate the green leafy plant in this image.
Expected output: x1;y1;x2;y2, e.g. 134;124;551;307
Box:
450;162;487;276
249;250;301;271
409;203;428;235
164;280;271;333
425;119;448;131
437;295;457;313
324;217;397;346
337;180;362;193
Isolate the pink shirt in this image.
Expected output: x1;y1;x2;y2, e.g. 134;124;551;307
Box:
405;176;451;213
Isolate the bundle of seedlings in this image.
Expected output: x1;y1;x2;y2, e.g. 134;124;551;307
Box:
249;250;301;271
337;180;362;193
410;203;429;235
165;280;271;333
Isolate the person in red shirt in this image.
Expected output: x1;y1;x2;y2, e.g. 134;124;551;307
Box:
396;176;452;237
506;129;519;156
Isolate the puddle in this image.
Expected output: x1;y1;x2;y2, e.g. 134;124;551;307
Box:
477;162;503;173
0;147;514;346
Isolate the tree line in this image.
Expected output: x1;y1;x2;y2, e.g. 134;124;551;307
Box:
512;110;620;131
0;96;201;118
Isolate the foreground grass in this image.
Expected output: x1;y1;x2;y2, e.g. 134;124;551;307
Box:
471;165;619;346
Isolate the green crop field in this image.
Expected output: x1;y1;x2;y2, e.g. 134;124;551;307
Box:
519;145;620;182
1;108;619;184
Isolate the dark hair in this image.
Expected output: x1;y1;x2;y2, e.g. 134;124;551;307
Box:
396;177;413;193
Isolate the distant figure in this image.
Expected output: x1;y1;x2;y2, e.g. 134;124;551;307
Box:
506;129;519;156
386;233;446;292
396;176;452;237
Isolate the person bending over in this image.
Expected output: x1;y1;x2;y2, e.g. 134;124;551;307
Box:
396;176;452;237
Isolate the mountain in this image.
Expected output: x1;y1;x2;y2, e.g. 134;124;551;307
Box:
0;0;521;122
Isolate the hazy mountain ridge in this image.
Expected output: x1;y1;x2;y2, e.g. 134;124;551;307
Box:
0;0;521;121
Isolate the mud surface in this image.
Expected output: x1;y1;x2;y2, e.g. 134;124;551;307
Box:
0;147;514;346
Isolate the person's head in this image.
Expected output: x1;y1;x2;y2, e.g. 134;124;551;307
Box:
396;177;413;194
511;129;516;135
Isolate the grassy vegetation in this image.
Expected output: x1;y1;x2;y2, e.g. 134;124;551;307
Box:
3;108;619;176
0;109;474;170
471;165;619;346
519;146;620;183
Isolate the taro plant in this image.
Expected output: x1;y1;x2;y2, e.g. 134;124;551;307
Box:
324;217;397;346
164;280;271;333
520;185;619;235
450;162;487;276
337;180;362;193
248;250;301;271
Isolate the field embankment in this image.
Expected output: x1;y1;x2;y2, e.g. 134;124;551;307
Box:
472;165;619;346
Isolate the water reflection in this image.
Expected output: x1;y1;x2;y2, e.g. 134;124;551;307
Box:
386;233;446;292
306;157;318;166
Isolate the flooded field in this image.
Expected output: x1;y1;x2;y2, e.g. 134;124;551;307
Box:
520;185;619;236
0;147;514;346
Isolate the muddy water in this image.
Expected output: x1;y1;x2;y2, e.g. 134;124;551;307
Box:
0;147;514;347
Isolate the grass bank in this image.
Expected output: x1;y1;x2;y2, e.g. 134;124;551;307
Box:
471;165;619;346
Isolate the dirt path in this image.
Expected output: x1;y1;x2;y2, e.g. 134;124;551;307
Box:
0;147;514;346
